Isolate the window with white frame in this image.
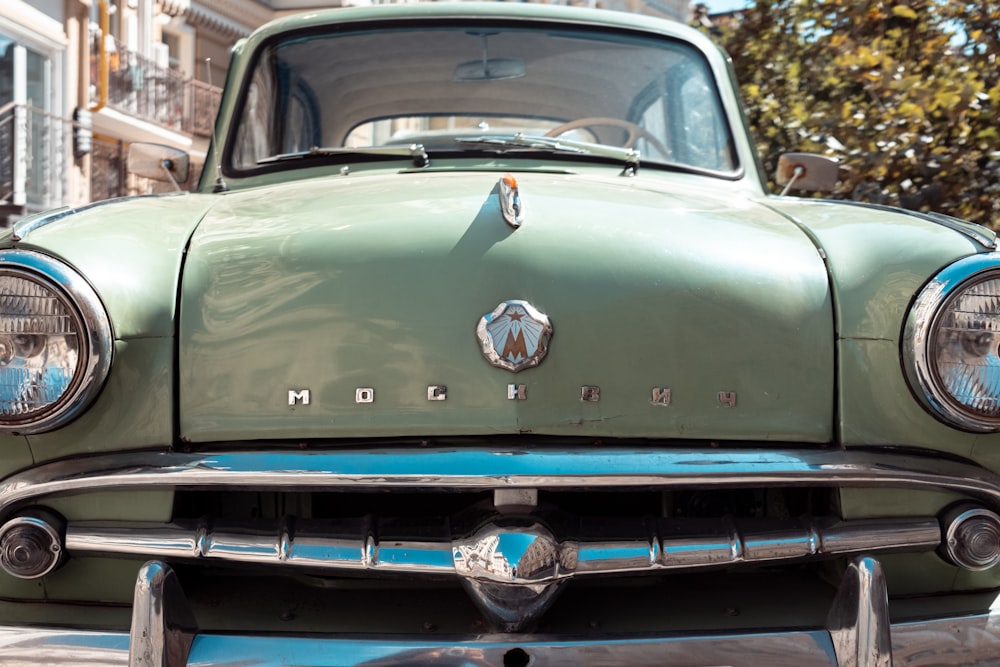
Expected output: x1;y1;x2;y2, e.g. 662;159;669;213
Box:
0;21;64;212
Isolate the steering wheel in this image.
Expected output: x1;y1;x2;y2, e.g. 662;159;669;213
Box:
545;117;669;158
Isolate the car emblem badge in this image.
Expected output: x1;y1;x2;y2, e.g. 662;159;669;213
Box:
477;300;552;373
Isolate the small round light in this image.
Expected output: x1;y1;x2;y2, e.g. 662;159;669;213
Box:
905;254;1000;431
941;504;1000;571
0;251;112;433
0;513;64;579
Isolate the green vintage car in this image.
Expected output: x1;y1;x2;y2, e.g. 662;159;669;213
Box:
0;3;999;665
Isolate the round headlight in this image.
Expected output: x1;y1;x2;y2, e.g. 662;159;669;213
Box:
905;253;1000;432
0;251;112;433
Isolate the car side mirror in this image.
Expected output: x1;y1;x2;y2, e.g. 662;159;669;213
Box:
776;152;839;195
128;142;190;188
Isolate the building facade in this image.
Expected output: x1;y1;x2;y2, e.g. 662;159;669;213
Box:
0;0;690;225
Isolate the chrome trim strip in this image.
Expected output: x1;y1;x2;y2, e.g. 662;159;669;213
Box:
10;208;73;242
64;517;941;580
10;195;167;242
4;447;1000;513
827;556;892;667
0;628;130;666
814;199;997;250
922;211;997;250
129;561;196;667
3;607;1000;665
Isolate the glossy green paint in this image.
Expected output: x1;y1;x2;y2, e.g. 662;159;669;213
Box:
0;195;213;459
2;194;214;338
42;557;143;605
840;340;980;455
764;198;991;340
23;338;174;462
840;488;1000;594
44;490;174;523
0;491;173;603
0;598;131;629
179;169;833;442
0;433;35;482
764;198;1000;464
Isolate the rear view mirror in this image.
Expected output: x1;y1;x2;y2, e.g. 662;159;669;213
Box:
776;152;839;195
454;58;525;81
128;142;190;187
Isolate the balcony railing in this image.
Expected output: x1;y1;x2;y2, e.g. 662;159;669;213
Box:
0;104;13;207
0;102;69;218
0;101;188;224
92;40;221;138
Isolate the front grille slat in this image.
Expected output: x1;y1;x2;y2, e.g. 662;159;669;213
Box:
64;515;941;581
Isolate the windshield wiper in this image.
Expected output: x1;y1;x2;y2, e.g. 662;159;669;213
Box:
258;144;430;168
456;133;640;174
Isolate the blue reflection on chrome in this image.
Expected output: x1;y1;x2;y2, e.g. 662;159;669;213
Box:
577;545;649;563
378;545;453;570
195;448;818;479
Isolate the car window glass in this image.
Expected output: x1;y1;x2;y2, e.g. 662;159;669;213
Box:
228;26;736;174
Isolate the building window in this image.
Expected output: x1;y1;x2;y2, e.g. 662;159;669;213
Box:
0;30;62;213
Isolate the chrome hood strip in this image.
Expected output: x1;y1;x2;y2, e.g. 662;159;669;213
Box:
810;199;997;251
10;194;179;242
65;516;940;580
3;447;1000;513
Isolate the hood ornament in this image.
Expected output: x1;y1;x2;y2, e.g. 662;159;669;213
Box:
477;300;552;373
498;174;524;229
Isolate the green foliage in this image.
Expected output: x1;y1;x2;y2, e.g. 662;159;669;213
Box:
700;0;1000;228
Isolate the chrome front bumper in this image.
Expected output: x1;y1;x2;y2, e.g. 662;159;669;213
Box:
3;447;1000;664
0;557;997;667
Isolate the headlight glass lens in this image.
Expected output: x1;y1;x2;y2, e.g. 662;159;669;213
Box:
933;276;1000;419
0;275;84;421
906;256;1000;432
0;251;112;433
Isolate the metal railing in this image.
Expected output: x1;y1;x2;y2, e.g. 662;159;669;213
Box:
0;42;220;223
0;102;182;223
0;102;69;216
93;40;221;139
0;103;14;207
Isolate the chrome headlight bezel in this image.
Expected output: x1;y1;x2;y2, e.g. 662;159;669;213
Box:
904;253;1000;432
0;250;112;434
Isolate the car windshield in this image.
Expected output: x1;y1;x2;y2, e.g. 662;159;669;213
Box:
227;23;737;174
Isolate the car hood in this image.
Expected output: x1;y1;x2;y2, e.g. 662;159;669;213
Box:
179;170;834;443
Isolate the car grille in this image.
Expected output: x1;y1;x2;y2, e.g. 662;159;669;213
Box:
1;444;997;634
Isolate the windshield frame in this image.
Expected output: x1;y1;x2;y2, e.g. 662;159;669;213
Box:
219;15;746;182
